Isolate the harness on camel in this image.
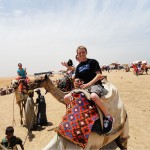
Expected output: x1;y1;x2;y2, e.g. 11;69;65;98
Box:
18;78;29;94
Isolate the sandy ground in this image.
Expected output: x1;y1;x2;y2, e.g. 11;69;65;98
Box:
0;70;150;150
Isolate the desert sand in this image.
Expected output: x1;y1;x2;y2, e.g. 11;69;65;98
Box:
0;70;150;150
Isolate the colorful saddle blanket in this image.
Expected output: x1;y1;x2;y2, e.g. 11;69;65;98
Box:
55;92;99;148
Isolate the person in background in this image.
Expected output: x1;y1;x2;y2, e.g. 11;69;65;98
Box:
25;90;37;131
132;63;138;76
137;62;142;72
16;63;30;93
61;59;75;77
55;56;81;92
35;89;47;126
61;55;81;79
107;66;110;73
1;126;24;150
64;46;114;134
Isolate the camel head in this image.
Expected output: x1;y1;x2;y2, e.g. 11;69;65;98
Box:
11;79;19;89
28;75;67;105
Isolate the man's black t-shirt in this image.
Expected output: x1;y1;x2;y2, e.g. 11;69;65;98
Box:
75;59;101;84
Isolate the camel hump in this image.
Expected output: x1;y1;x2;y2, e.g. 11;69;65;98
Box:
101;82;127;131
102;81;117;100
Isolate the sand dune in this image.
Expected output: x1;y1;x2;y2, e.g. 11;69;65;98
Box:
0;70;150;150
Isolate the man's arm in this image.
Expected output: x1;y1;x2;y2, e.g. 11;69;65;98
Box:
88;71;104;86
80;72;104;89
61;62;76;71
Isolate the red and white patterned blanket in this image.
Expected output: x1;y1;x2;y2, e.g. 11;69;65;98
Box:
55;92;99;148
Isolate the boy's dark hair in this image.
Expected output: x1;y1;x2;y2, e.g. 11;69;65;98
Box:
5;126;14;134
67;59;73;66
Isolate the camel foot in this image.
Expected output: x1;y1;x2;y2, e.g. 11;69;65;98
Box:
21;120;23;125
115;135;129;150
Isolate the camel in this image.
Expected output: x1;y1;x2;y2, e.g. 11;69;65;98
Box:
1;75;129;149
42;79;129;150
27;75;129;149
5;79;29;125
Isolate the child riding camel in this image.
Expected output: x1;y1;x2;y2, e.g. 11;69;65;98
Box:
16;63;30;93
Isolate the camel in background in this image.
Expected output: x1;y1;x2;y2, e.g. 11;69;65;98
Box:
9;75;66;125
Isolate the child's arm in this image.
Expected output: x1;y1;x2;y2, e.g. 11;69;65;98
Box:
15;136;24;150
20;142;24;150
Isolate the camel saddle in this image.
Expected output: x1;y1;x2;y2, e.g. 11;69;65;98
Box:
55;91;99;148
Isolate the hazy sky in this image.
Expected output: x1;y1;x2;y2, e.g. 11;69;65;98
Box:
0;0;150;77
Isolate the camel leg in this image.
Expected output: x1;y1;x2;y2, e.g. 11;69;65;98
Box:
115;116;129;150
21;98;27;125
22;99;27;125
42;134;82;150
17;102;23;125
42;135;58;150
146;68;148;74
115;136;128;150
20;101;23;125
22;100;26;117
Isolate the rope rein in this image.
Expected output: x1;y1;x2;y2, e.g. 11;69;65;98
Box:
12;93;16;127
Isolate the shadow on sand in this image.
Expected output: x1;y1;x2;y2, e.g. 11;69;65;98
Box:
35;121;53;131
23;122;53;143
28;131;35;142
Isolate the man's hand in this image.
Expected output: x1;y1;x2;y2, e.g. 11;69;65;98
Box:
61;62;67;67
80;83;90;89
